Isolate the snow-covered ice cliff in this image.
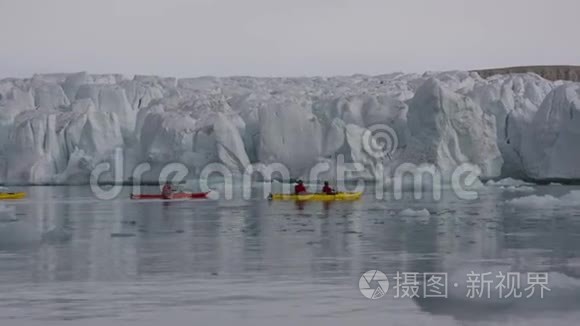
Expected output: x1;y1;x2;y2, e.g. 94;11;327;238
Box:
0;70;577;184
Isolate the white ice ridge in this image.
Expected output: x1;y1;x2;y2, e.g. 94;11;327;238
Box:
507;190;580;208
0;70;578;184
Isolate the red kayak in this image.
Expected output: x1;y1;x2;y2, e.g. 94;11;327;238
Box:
130;192;209;200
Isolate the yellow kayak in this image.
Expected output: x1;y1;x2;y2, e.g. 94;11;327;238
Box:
0;192;26;200
269;192;362;202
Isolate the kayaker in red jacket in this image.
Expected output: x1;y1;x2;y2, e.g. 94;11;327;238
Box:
322;181;335;195
294;180;307;195
161;182;174;199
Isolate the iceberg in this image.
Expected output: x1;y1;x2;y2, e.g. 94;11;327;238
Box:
0;71;579;184
520;84;580;179
397;78;503;178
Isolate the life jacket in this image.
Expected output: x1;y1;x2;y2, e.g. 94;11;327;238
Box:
322;185;334;194
294;183;307;194
162;184;172;195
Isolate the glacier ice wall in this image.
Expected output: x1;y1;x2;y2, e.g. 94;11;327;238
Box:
0;70;577;184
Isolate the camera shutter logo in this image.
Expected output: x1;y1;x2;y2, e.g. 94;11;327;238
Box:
359;270;389;299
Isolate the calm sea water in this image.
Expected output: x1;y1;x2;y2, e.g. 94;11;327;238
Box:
1;185;580;326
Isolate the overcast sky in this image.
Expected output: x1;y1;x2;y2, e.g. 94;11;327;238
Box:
0;0;578;78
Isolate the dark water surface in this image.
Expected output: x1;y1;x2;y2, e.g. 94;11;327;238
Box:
1;185;580;325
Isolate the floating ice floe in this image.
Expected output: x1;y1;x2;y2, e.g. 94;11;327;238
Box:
507;190;580;208
486;178;532;187
501;185;536;193
399;208;431;217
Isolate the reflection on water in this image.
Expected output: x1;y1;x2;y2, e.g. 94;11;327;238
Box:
0;185;580;325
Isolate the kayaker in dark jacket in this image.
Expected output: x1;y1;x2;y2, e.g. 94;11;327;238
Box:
294;180;307;195
322;181;335;195
162;182;174;199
